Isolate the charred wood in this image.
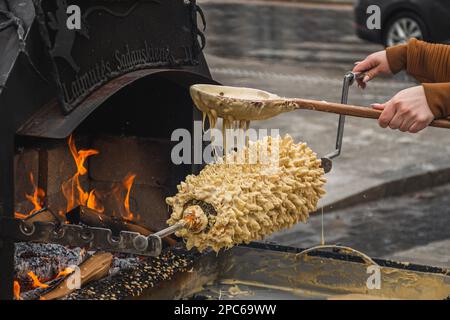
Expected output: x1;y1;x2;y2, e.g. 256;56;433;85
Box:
23;208;63;225
14;243;84;289
39;252;113;300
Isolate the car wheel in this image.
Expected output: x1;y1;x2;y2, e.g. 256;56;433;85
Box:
383;13;428;47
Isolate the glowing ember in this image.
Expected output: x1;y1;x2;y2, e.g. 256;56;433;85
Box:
13;281;21;300
27;271;49;289
15;173;45;219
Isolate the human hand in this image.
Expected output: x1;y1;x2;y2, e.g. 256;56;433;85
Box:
372;86;434;133
353;50;393;89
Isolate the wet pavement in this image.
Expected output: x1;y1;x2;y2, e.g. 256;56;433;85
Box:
200;1;450;267
202;0;362;67
268;182;450;268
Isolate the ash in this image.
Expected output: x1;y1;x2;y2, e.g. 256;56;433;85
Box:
15;242;84;284
64;250;195;300
15;241;196;300
109;254;141;276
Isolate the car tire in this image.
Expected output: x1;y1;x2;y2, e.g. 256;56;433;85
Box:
382;12;429;47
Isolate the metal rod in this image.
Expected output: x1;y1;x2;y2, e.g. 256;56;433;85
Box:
153;220;187;239
324;72;362;160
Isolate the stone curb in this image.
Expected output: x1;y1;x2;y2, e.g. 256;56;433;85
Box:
321;165;450;213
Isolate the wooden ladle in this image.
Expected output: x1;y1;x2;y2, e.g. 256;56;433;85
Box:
190;84;450;129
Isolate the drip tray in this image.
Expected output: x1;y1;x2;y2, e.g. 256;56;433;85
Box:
141;243;450;300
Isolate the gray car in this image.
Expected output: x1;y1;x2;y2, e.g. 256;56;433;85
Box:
354;0;450;47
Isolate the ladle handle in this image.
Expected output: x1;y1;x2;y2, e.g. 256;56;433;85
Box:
291;98;450;129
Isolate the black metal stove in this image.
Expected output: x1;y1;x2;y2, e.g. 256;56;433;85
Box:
0;0;217;300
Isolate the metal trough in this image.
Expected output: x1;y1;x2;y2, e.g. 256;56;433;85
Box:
139;243;450;300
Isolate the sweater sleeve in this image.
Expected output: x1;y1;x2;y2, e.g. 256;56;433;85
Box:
422;83;450;118
385;39;450;118
386;44;407;74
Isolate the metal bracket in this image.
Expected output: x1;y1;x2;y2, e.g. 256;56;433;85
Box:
0;9;25;49
0;217;163;257
189;0;206;53
321;71;363;173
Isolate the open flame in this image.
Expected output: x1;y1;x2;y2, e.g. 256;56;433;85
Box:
14;134;145;298
13;281;21;300
16;135;139;224
27;271;49;289
15;173;45;219
15;266;75;298
63;135;136;220
86;190;105;213
62;135;102;213
123;173;137;221
56;267;74;278
112;173;138;221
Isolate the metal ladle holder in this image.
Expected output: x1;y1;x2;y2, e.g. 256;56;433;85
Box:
320;71;364;173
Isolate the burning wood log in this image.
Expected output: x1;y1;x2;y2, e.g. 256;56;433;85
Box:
14;243;85;286
22;208;63;225
39;252;113;300
66;206;177;246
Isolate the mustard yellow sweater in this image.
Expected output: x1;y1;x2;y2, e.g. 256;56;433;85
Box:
386;39;450;118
